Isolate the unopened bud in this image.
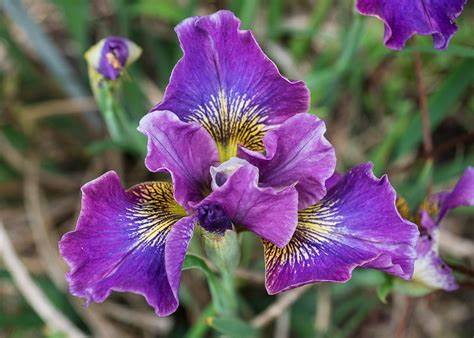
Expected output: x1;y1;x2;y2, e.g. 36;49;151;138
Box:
85;36;141;80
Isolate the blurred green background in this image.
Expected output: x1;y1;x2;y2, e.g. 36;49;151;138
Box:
0;0;473;337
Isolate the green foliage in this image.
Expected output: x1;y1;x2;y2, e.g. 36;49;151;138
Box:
183;254;230;316
129;0;187;23
376;276;395;304
52;0;90;54
208;316;259;337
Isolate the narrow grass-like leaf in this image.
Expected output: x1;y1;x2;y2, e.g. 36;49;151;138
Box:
290;0;331;59
239;0;260;29
183;254;226;315
130;0;187;23
208;316;259;338
185;305;215;338
370;103;412;175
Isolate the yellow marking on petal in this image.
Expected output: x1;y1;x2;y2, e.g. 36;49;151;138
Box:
263;200;342;269
189;89;268;162
419;198;439;218
126;182;186;247
396;197;411;220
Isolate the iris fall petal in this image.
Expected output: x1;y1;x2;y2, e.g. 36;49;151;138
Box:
59;171;193;316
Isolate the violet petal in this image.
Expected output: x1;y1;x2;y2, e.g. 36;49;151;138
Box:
412;212;458;291
59;171;193;316
263;163;418;294
153;10;309;161
436;167;474;221
356;0;467;50
138;110;219;208
239;114;336;209
197;162;298;248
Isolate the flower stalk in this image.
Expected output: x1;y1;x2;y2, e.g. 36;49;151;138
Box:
202;230;240;316
93;78;145;155
85;37;145;155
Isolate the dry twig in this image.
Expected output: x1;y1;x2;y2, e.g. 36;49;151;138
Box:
273;296;290;338
101;302;173;334
0;220;86;337
23;157;66;289
251;285;311;328
236;268;265;284
19;97;97;123
314;285;331;334
0;132;79;191
439;229;474;259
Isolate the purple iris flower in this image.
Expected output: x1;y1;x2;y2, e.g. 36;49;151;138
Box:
413;167;473;291
356;0;468;50
263;164;418;294
85;36;141;80
60;10;418;317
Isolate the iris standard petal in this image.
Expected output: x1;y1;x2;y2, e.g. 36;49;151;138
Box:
356;0;467;50
153;10;309;161
198;162;298;248
238;114;336;209
138;110;219;208
59;171;194;316
412;212;458;291
263;163;418;294
436;166;474;221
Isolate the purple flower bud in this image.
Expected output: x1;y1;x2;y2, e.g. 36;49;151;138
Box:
85;36;141;80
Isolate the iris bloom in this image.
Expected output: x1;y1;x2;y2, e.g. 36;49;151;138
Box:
60;11;418;316
356;0;467;50
85;36;142;80
412;167;473;291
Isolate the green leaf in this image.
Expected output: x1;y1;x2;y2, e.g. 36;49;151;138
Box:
433;152;474;185
370;103;412;176
306;14;365;107
376;277;394;304
130;0;186;23
184;305;215;338
51;0;90;53
267;0;283;39
400;160;433;208
393;279;433;297
208;316;259;338
290;0;331;59
183;254;214;276
183;254;226;315
238;0;260;29
86;139;121;156
45;331;67;338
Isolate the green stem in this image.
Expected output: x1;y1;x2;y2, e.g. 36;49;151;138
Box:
202;230;241;317
99;84;122;143
220;270;238;316
91;76;145;155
